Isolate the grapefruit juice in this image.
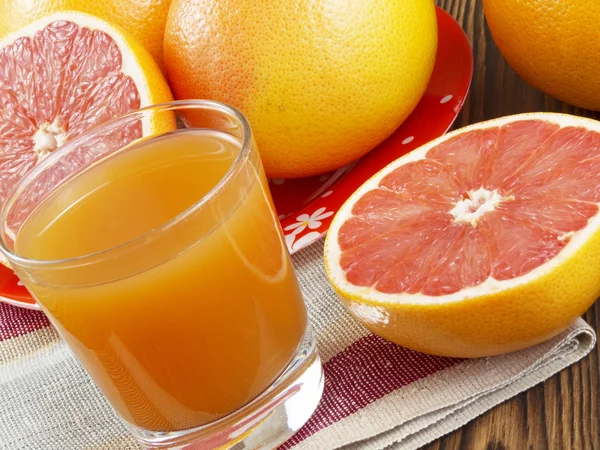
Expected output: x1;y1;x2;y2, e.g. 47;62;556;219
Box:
12;129;307;431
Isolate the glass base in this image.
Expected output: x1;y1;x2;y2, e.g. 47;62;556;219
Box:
129;330;324;449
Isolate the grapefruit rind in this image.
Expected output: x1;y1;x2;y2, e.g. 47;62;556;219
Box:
324;112;600;357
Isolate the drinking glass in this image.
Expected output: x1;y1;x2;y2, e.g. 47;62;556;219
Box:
0;100;323;449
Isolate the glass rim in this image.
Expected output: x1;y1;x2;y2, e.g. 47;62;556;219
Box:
0;99;253;268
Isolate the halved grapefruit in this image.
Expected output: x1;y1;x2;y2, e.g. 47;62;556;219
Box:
324;113;600;358
0;11;173;265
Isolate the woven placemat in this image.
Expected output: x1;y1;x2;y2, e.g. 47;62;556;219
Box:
0;239;596;449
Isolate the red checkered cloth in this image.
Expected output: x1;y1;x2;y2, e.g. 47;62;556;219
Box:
0;239;595;450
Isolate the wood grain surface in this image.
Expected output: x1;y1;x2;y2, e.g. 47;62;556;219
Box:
421;1;600;449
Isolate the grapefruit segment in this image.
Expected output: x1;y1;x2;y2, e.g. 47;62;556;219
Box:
379;159;465;203
481;211;565;281
325;113;600;357
495;198;597;236
515;127;600;201
483;120;559;190
340;190;445;251
426;127;498;190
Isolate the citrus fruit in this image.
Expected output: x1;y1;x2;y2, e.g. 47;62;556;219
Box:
0;11;173;265
0;0;172;70
324;113;600;358
483;0;600;110
164;0;438;178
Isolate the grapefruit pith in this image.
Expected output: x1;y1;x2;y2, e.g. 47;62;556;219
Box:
324;113;600;358
0;11;173;265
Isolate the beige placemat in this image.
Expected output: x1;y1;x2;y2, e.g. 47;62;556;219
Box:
0;239;596;449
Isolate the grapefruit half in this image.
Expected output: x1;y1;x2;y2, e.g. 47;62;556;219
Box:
0;11;173;265
324;113;600;358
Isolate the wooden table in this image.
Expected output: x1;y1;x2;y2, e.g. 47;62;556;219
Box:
421;1;600;449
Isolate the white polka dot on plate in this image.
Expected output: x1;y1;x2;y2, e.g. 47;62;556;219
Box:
440;94;453;104
271;178;285;185
321;190;333;198
402;136;415;145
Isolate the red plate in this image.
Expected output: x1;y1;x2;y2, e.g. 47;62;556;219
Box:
0;7;472;310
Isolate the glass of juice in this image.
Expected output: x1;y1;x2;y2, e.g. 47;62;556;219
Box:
0;100;324;449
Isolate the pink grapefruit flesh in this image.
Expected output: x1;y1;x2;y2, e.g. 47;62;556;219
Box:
338;119;600;295
325;113;600;357
0;19;146;209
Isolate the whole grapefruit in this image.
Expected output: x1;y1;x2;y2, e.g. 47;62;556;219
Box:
164;0;438;178
0;0;172;70
483;0;600;110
